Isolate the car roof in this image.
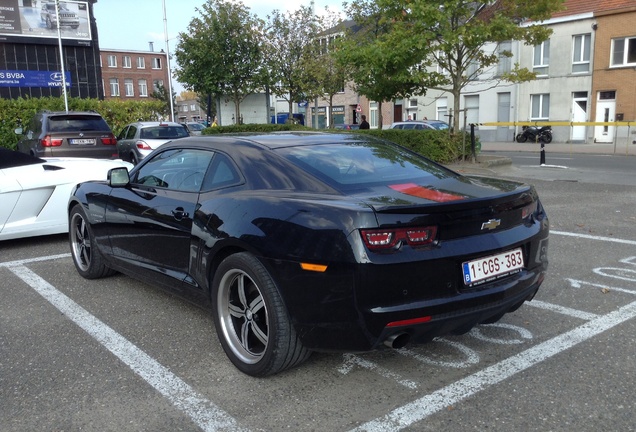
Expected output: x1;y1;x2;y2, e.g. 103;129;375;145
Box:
158;132;371;151
134;121;185;127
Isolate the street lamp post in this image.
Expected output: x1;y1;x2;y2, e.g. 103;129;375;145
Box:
54;0;69;112
162;0;175;122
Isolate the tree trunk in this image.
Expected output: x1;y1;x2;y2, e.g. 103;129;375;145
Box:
378;100;383;130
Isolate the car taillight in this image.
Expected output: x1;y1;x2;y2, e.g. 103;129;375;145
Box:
521;201;538;219
100;133;117;145
41;135;63;147
135;140;152;150
360;226;437;250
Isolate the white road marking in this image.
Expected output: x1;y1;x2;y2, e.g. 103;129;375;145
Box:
7;264;247;432
525;299;599;321
468;323;533;345
339;354;419;389
552;230;636;246
567;278;636;296
397;339;480;369
349;300;636;432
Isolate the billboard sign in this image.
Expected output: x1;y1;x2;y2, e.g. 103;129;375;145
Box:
0;0;91;43
0;70;71;88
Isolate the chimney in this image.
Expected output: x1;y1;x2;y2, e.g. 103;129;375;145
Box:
149;42;154;52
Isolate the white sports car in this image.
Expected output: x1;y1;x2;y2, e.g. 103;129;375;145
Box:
0;148;133;241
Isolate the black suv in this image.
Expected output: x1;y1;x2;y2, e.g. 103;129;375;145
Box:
16;111;118;159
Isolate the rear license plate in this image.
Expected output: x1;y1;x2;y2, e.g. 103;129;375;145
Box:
462;248;524;286
69;138;96;145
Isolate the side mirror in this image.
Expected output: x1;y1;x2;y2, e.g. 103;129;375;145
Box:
108;167;130;187
14;127;23;135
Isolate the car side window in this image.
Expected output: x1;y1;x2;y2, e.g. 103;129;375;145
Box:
132;148;214;192
125;126;137;140
202;153;241;190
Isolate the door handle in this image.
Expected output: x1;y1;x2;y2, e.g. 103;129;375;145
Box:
171;207;189;221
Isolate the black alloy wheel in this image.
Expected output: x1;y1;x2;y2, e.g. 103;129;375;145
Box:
69;205;115;279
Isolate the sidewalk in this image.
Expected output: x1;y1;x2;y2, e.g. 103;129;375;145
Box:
481;140;636;156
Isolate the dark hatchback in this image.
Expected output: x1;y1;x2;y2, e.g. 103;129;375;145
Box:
68;132;549;376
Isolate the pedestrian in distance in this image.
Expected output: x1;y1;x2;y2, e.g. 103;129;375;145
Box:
359;115;370;129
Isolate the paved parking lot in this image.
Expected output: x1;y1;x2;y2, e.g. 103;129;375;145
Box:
2;173;635;431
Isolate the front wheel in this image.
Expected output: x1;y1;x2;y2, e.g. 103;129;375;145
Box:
515;133;527;143
69;204;115;279
212;253;310;376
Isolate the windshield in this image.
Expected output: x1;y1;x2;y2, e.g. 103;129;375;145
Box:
276;141;455;190
187;123;205;131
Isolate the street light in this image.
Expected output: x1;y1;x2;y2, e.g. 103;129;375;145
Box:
162;0;175;122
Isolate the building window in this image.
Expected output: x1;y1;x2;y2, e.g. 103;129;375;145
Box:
138;79;148;97
572;34;591;73
436;97;448;121
369;102;378;128
611;37;636;67
497;41;512;76
152;57;162;69
533;40;550;76
124;79;134;97
153;79;164;92
190;104;196;111
109;78;120;96
137;56;145;69
122;55;132;68
107;55;117;68
531;94;550;120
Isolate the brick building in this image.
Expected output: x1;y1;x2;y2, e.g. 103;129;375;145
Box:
99;47;170;100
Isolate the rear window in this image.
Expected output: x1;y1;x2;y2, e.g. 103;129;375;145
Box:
47;115;111;132
140;126;189;139
276;142;453;190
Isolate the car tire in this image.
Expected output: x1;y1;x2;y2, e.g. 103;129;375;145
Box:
46;16;54;29
69;204;115;279
131;153;140;166
212;252;311;376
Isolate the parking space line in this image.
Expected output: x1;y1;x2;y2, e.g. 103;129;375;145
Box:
349;300;636;432
525;299;599;321
552;230;636;246
7;264;248;432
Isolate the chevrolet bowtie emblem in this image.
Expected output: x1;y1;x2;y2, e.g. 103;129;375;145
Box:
481;219;501;230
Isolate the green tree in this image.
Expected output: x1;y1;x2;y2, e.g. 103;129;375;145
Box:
264;6;324;118
340;0;563;130
335;2;441;129
173;0;265;124
151;83;176;120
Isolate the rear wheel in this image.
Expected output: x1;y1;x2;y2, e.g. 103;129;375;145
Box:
541;133;552;144
69;205;115;279
212;252;310;376
130;152;140;165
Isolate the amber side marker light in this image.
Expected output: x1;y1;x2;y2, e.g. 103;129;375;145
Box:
300;263;328;272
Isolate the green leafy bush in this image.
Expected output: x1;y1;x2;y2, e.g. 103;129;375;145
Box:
0;96;165;150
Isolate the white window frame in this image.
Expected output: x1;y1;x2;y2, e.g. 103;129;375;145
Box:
138;79;148;97
533;40;550;76
369;102;378;128
436;97;448;122
572;34;591;73
152;57;162;69
497;41;512;76
611;36;636;67
107;55;117;68
124;79;134;97
109;78;120;97
122;55;132;69
137;56;145;69
530;94;550;120
153;79;164;92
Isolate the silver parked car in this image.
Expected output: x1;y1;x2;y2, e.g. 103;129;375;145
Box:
117;121;189;165
389;120;450;130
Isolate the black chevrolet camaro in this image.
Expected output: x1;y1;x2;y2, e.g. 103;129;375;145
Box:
68;132;549;376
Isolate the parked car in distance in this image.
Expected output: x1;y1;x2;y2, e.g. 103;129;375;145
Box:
116;121;189;165
334;124;360;130
16;111;118;159
68;132;549;377
389;120;450;130
183;122;206;136
41;2;80;29
0;148;132;241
